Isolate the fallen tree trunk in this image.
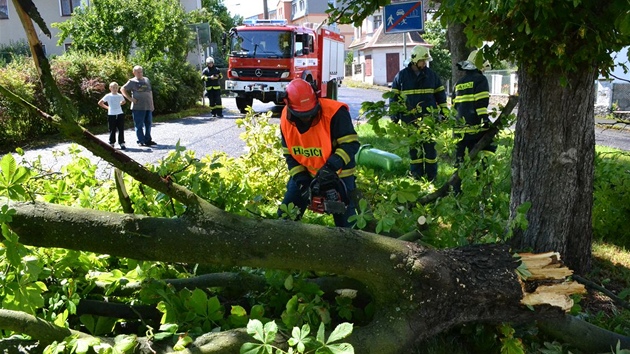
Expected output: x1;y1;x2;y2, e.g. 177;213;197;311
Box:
5;200;589;353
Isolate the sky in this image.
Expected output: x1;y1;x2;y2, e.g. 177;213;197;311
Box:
223;0;272;18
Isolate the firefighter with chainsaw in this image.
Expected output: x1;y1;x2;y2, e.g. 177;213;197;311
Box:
390;45;448;181
278;78;360;228
451;50;494;195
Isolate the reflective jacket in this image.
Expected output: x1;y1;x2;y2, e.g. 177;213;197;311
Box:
201;66;222;90
452;70;490;135
390;66;448;124
280;99;359;178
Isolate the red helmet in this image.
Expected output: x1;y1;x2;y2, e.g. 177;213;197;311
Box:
285;78;320;119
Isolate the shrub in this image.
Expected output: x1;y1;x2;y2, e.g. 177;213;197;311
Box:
0;57;55;146
0;40;30;66
0;53;203;151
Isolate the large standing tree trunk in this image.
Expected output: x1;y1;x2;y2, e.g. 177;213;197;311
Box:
510;60;596;274
446;22;471;85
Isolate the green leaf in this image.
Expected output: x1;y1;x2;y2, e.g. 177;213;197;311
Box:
188;288;208;316
113;335;137;353
207;296;223;321
326;323;353;344
250;304;265;320
500;338;525;354
284;274;294;290
240;343;273;354
316;322;326;344
321;343;354;354
247;319;265;343
262;320;278;343
173;335;193;351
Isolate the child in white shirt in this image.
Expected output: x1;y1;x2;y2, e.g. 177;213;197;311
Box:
98;82;127;149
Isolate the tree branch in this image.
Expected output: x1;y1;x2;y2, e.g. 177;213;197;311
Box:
418;95;519;204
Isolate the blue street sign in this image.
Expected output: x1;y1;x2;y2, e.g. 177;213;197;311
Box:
384;2;424;34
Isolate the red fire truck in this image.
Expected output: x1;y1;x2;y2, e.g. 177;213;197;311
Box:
223;19;345;113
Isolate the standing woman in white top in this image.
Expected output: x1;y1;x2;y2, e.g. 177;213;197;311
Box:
98;82;127;149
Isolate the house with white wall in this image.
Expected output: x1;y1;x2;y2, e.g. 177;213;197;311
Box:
596;47;630;112
347;2;434;86
0;0;201;57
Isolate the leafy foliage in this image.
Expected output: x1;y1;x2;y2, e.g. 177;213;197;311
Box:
435;0;630;76
421;19;451;84
53;0;193;63
241;320;354;354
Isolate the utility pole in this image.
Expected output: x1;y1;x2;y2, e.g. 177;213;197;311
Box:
263;0;269;19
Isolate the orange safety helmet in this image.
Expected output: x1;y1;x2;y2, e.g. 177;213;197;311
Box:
285;78;321;120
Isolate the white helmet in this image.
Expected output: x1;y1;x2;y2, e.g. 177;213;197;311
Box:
457;50;491;71
410;45;432;64
205;57;214;64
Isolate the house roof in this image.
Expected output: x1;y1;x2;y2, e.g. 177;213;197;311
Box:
349;24;430;50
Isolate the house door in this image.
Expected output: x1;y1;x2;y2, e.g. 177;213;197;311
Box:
386;53;400;83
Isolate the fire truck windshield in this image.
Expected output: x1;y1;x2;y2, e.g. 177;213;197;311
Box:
230;30;293;59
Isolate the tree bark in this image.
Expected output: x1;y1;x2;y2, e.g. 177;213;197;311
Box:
446;22;472;85
509;61;596;274
5;201;585;353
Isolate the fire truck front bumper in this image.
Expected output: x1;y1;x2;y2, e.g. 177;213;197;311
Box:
225;80;290;93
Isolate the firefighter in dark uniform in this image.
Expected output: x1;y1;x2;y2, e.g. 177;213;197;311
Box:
201;57;224;117
452;50;494;195
390;45;448;181
278;78;360;228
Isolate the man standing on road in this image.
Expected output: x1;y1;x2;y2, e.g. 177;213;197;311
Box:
201;57;224;118
121;65;157;146
390;45;448;181
278;78;360;228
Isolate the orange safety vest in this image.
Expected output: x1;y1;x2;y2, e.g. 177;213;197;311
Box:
280;99;349;176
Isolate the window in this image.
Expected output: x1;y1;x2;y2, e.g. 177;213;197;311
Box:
0;0;8;20
373;15;382;31
299;0;304;11
60;0;81;16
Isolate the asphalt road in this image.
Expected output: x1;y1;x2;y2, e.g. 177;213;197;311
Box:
11;86;386;179
10;86;630;180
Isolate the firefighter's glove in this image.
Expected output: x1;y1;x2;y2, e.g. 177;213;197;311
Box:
315;164;338;189
294;172;312;201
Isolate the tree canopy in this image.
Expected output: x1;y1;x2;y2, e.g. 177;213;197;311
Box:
53;0;192;62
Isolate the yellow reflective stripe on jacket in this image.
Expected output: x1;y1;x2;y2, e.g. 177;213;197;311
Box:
336;134;359;144
453;94;475;103
402;88;437;95
206;86;221;90
411;157;438;164
283;147;290;155
475;91;489;99
453;91;489;104
289;165;307;176
335;149;351;164
476;107;488;115
338;167;356;178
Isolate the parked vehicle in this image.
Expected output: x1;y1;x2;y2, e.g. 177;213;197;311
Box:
223;19;345;113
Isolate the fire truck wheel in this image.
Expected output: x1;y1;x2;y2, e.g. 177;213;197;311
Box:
235;97;254;114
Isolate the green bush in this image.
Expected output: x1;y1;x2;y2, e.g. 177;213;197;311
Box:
0;57;55;146
0;40;30;66
142;57;204;113
592;149;630;248
0;53;203;151
52;52;131;126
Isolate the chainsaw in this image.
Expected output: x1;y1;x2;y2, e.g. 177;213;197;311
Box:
307;178;347;215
